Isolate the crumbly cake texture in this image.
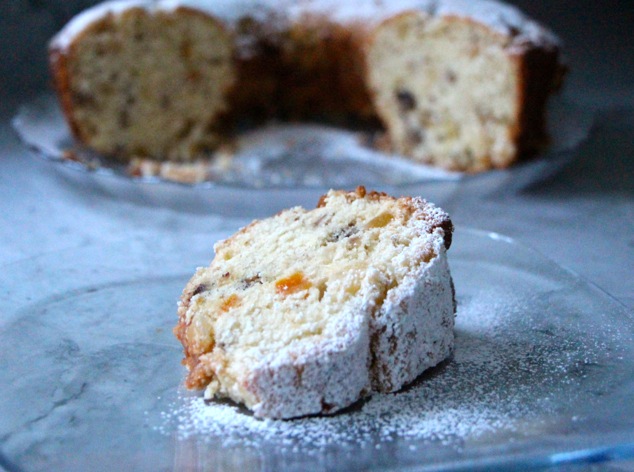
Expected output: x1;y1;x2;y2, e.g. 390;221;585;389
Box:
174;187;456;419
50;2;235;162
50;0;564;172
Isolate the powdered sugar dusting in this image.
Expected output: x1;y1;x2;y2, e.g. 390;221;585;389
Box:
156;283;601;451
51;0;560;54
163;386;518;449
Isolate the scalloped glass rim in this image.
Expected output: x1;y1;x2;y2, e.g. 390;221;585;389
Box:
11;93;593;191
0;228;633;471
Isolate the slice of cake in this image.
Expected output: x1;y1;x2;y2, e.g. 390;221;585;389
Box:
174;187;456;418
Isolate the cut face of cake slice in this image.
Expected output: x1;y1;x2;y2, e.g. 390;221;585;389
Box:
50;4;235;162
174;187;456;418
366;9;561;171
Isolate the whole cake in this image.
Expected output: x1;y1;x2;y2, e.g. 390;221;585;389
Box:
174;187;455;418
49;0;564;173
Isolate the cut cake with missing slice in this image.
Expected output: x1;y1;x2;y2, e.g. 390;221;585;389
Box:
50;0;564;172
174;187;456;418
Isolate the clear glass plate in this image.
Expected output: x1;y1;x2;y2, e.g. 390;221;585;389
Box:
11;94;593;215
1;228;633;471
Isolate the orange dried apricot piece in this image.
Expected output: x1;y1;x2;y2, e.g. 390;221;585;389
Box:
220;294;240;312
276;272;312;296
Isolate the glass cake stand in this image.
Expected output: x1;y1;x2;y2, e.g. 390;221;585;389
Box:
1;228;633;471
11;94;593;217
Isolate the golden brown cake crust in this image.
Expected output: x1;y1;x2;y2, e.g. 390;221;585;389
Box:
226;14;378;127
512;46;567;164
49;45;80;143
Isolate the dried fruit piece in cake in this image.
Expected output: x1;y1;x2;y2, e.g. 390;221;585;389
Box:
174;187;456;418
